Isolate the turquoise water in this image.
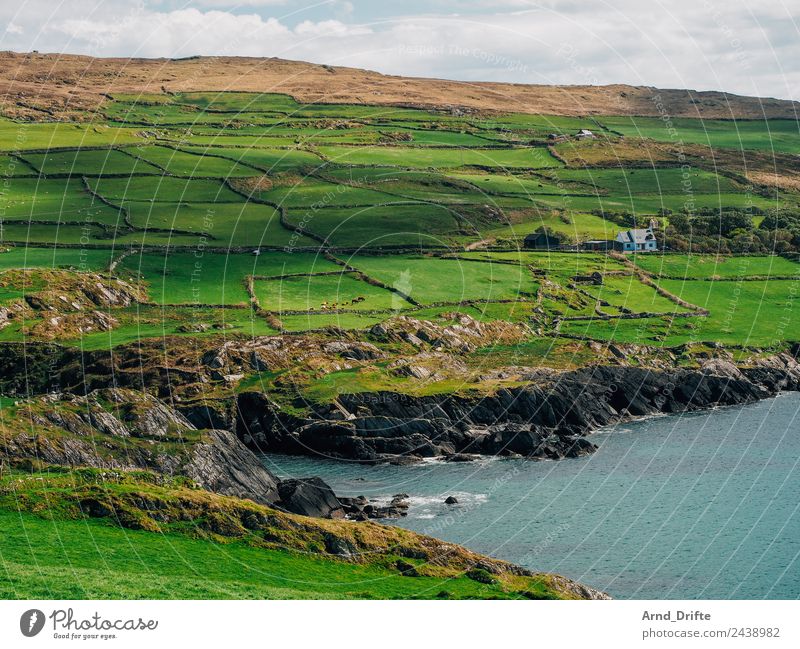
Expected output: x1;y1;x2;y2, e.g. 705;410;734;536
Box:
264;393;800;599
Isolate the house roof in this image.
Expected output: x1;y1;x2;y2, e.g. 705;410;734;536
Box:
615;228;656;244
525;231;559;241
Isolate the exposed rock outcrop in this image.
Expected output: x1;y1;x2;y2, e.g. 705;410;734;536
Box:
276;477;345;519
1;387;323;513
235;354;800;463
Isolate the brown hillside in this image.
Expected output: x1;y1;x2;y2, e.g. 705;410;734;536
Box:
0;50;797;121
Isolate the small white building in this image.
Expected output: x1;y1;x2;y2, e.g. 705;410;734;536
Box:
614;227;658;253
576;129;596;139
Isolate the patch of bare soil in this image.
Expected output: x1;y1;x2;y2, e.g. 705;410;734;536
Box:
552;136;678;167
746;170;800;193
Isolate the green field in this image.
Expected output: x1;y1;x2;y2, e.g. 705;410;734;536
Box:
0;91;796;339
0;178;123;225
123;201;301;247
21;148;161;176
285;204;463;247
529;190;780;214
90;175;243;202
255;272;411;312
583;275;693;314
257;178;397;207
128;145;260;177
599;116;800;154
118;251;339;305
551;167;742;194
633;254;800;278
184;146;323;172
0;118;142;151
0;508;536;599
346;255;538;304
317;145;562;169
560;277;800;346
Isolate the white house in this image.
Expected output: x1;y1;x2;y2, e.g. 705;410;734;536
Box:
614;227;658;253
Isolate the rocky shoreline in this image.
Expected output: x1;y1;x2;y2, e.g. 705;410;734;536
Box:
2;339;799;522
234;354;800;465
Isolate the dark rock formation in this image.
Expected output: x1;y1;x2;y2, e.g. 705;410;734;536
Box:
338;493;410;520
445;496;459;505
187;429;280;505
235;355;800;463
276;477;345;519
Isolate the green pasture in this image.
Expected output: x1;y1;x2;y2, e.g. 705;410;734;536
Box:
560;278;800;346
21;148;160;176
460;251;627;276
344;255;538;304
173;134;300;148
255;272;410;312
66;305;279;349
0;509;518;600
0;178;122;225
123;201;303;247
598;116;800;155
448;171;590;197
582;275;693;314
324;167;526;204
118;251;339;305
284;203;463;247
0;118;143;151
633;254;800;278
377;128;497;147
0;246;114;271
529;191;780;215
278;311;387;332
474;113;594;133
0;154;37;176
184;146;323;172
257;178;397;207
479;209;619;242
128;145;260;177
317;145;562;169
90;175;243;202
0;223;112;245
550;167;743;194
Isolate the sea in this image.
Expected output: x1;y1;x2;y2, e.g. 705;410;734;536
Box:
263;392;800;599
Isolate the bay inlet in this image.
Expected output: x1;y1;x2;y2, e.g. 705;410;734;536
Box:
265;393;800;599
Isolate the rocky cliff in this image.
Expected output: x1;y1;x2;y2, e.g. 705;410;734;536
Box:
235;355;800;463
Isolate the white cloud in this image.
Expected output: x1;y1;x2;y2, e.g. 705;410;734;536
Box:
293;19;371;37
0;0;797;100
5;22;23;35
191;0;287;6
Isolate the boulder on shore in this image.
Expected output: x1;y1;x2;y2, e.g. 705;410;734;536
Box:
277;476;345;519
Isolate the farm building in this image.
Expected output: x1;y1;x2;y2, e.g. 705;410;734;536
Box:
576;129;596;139
614;227;658;253
524;230;562;250
581;239;616;251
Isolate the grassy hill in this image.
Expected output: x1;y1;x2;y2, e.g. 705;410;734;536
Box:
0;468;588;600
0;54;799;600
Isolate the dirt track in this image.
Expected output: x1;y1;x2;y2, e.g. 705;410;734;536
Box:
1;51;797;120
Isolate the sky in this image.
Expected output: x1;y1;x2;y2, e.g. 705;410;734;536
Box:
1;0;799;100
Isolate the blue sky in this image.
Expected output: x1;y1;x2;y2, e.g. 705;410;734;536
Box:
2;1;798;100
